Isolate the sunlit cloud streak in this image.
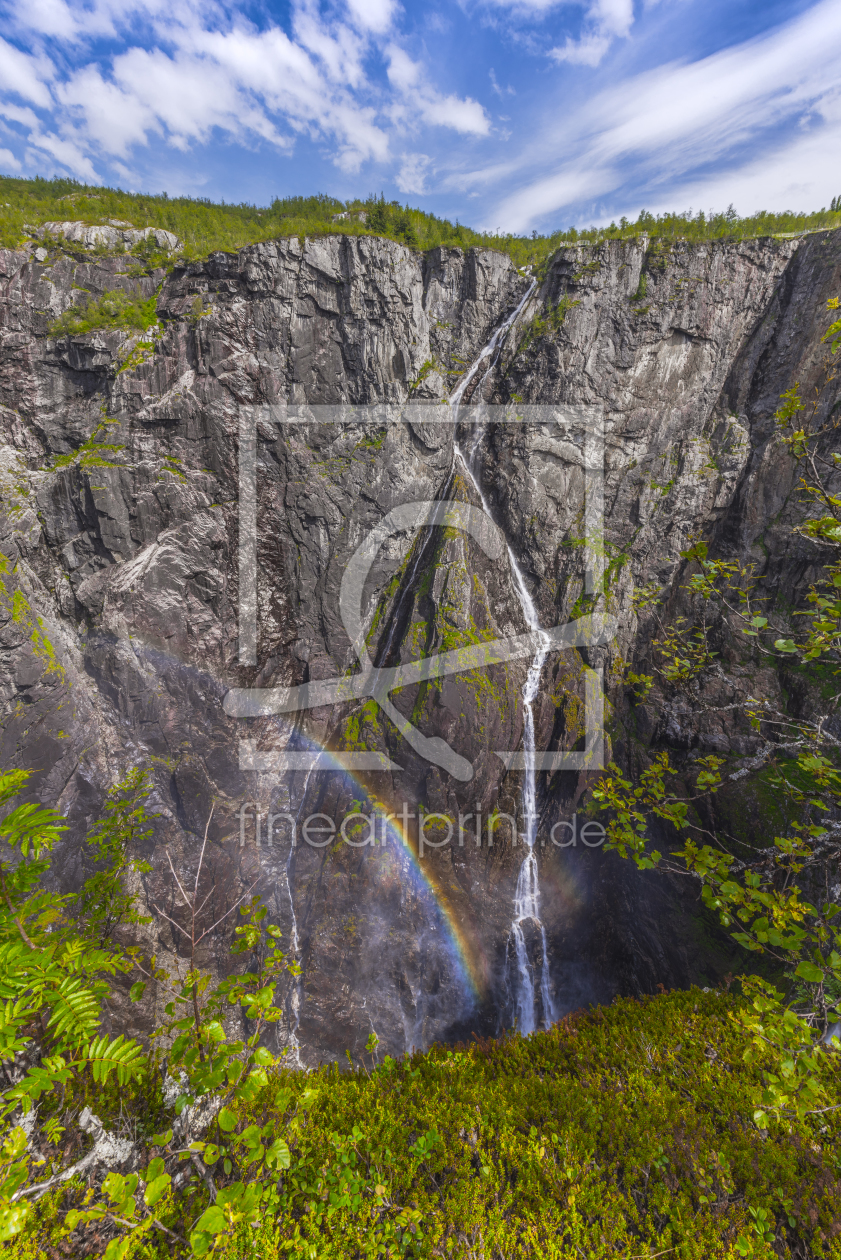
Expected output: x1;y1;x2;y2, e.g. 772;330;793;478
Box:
484;0;841;230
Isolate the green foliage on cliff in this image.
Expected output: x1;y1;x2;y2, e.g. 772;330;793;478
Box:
592;296;841;1130
49;288;160;338
518;295;580;352
49;420;125;471
10;987;841;1258
1;174;840;272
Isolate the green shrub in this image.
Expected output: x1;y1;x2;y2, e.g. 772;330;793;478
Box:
49;288;159;337
592;299;841;1142
203;988;841;1258
10;987;841;1258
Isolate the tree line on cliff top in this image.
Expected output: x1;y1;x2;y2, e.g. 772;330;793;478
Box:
1;175;840;269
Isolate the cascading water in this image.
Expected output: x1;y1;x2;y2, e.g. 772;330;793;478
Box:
448;280;537;409
448;280;557;1034
506;594;556;1034
279;770;312;1070
283;843;304;1069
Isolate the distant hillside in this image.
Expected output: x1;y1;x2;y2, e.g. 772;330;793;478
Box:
1;172;840;271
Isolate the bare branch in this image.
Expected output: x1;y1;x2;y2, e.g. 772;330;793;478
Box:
193;880;261;947
164;850;191;911
193;804;215;904
149;903;192;941
187;1148;216;1203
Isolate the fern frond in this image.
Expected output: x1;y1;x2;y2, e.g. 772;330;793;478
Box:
47;978;101;1041
82;1034;146;1084
0;802;65;857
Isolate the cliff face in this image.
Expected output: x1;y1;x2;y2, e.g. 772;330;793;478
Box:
1;226;839;1062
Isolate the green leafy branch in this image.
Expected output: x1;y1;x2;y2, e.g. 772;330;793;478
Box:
591;299;841;1127
0;770;151;1242
97;807;301;1257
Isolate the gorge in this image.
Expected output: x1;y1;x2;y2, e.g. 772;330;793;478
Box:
2;221;841;1068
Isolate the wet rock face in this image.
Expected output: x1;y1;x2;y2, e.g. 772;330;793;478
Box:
1;227;840;1063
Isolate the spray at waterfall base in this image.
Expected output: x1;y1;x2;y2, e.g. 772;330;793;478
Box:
237;803;606;854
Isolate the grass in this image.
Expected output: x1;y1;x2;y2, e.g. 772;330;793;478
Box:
11;986;841;1258
2;176;840;273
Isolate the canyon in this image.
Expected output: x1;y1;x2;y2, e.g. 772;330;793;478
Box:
1;224;840;1065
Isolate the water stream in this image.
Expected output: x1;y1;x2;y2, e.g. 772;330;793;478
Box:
281;769;312;1070
448;281;557;1034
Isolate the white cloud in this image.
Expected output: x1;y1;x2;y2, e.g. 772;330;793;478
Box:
386;45;421;91
492;164;616;226
423;94;490;135
483;0;570;11
396;151;431;193
26;129;99;180
3;0;172;42
491;0;841;228
575;0;841;167
483;0;634;64
549;0;633;65
5;0;95;40
11;0;83;38
643;114;841;219
387;46;490;135
290;1;368;89
549;32;611;65
0;146;21;170
0;101;41;129
110;46;287;151
345;0;398;35
0;37;53;107
489;68;515;97
57;63;158;156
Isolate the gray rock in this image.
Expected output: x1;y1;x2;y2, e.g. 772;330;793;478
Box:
38;221;180;253
1;226;840;1064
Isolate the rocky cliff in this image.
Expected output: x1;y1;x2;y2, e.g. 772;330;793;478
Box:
1;225;839;1063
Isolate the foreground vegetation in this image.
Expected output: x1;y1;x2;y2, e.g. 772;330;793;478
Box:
1;174;840;271
8;987;841;1259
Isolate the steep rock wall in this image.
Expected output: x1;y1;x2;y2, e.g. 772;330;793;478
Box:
1;226;839;1061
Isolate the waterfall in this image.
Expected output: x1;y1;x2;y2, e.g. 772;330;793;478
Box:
282;769;312;1071
283;836;304;1069
448;280;556;1034
449;281;536;408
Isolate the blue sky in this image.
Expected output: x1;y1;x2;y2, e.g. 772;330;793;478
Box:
0;0;839;233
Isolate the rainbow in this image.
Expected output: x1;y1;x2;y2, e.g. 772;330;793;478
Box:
367;785;486;1002
251;730;487;1004
123;642;487;1005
